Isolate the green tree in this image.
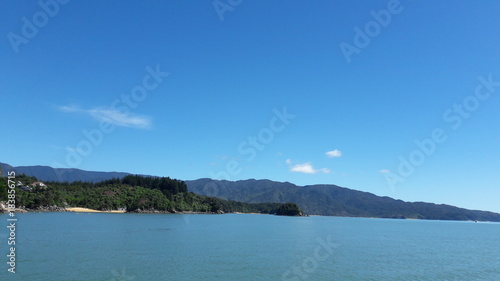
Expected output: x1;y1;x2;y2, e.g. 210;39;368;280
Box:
0;179;8;201
276;203;302;216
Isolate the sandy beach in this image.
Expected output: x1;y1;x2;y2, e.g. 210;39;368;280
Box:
66;207;125;213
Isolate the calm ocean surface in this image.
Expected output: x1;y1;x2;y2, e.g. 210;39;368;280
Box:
0;212;499;280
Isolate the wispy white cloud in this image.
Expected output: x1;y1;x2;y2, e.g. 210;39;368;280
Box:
289;162;331;174
58;105;152;129
58;105;81;113
285;158;292;165
318;167;331;174
326;149;342;158
89;108;151;129
379;169;390;173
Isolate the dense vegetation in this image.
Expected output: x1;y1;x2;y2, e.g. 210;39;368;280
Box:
1;174;302;215
276;203;302;216
0;177;7;201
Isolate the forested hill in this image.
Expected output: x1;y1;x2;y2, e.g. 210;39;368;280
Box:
186;178;500;222
0;174;302;216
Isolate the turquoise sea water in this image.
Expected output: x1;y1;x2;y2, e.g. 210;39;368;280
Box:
0;213;499;280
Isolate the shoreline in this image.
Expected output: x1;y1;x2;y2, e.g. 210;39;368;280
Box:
0;205;278;216
1;204;491;221
0;204;235;215
0;207;496;222
66;207;125;213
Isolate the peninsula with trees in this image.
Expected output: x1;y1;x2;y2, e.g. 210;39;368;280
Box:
0;173;303;216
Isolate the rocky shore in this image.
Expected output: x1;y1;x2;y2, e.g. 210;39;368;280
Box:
126;209;225;214
0;202;68;213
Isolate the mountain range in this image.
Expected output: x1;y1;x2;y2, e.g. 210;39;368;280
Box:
0;162;129;183
186;178;500;221
2;162;499;221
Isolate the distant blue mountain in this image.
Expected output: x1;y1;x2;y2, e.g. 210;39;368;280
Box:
186;178;500;222
0;162;129;183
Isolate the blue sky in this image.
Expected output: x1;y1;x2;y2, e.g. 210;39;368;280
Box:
1;0;500;213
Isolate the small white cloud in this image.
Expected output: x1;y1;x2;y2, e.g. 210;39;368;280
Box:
285;158;292;165
58;105;152;129
290;162;331;174
326;149;342;158
290;163;316;174
379;169;390;173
